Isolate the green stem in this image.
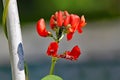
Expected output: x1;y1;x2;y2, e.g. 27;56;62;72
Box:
49;27;65;75
49;57;57;75
2;0;10;39
49;34;57;41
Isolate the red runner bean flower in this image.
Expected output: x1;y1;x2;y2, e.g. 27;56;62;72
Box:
60;45;81;60
47;42;58;57
36;18;50;37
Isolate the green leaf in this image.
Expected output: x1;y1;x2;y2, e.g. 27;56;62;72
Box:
2;0;10;39
41;75;63;80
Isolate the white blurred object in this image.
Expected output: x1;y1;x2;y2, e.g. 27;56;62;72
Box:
2;0;25;80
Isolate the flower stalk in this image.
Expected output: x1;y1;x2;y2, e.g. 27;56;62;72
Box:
49;57;58;75
36;11;86;78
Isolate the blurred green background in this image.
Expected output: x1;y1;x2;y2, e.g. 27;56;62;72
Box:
0;0;120;23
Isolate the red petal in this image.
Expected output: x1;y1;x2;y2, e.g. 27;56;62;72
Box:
50;15;56;29
70;14;80;32
55;12;58;18
47;42;58;57
36;19;49;37
63;15;70;26
57;11;63;27
81;15;85;23
79;15;86;27
67;32;74;41
37;19;46;32
68;45;81;60
77;15;86;34
64;11;69;16
77;28;83;34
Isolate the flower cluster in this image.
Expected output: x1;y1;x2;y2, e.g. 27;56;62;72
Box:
46;42;81;60
36;11;86;60
50;11;86;40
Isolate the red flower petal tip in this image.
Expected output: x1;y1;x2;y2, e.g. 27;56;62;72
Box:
57;11;63;27
79;15;87;27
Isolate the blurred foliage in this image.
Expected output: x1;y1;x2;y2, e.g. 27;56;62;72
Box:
0;0;120;24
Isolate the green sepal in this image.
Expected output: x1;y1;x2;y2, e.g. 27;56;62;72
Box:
2;0;10;39
41;75;63;80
